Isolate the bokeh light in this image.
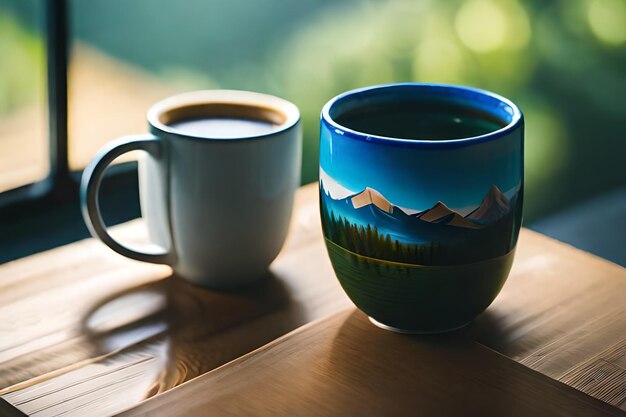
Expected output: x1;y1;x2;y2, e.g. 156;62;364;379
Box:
413;15;465;83
587;0;626;45
0;0;624;222
455;0;531;53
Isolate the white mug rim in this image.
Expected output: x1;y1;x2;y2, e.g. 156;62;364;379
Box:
147;89;300;141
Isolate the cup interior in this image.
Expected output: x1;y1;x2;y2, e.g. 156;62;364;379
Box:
324;83;521;142
160;103;287;127
148;90;300;139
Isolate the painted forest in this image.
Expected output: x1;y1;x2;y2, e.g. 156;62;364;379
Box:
322;208;453;265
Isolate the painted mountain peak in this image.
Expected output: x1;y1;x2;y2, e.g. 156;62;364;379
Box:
467;184;510;224
351;187;393;214
443;212;483;229
324;182;511;230
320;180;521;266
417;201;454;222
413;201;481;229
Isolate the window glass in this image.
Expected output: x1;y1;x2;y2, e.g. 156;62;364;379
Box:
68;0;626;222
0;1;47;192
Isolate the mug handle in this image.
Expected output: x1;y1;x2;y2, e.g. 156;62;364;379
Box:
80;134;174;265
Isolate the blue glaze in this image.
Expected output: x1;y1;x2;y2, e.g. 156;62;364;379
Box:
321;83;523;149
319;83;524;333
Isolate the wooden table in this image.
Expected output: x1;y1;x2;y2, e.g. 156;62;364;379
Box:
1;184;625;416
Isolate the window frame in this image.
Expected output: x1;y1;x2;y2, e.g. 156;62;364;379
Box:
0;0;135;214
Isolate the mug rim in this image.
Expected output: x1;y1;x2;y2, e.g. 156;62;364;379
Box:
148;89;300;141
321;83;523;148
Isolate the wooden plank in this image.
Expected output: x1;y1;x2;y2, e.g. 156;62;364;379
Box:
471;228;626;363
558;339;626;408
122;309;622;417
1;183;625;415
0;184;351;416
468;229;626;409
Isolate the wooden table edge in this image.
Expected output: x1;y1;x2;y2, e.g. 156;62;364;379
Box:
116;307;355;414
120;307;623;416
0;398;27;417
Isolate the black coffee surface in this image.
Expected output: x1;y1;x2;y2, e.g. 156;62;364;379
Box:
170;117;277;138
335;100;507;140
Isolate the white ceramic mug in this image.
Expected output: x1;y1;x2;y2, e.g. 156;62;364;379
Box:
80;90;301;288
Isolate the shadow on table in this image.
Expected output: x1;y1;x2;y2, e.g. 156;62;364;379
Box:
467;308;515;354
320;310;519;415
80;271;306;395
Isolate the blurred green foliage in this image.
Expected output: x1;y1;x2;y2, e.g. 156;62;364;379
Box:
0;9;43;115
1;0;625;222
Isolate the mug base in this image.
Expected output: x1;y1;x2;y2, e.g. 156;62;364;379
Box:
368;316;472;335
178;269;270;291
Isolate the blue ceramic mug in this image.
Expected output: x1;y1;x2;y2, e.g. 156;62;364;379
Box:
320;83;523;333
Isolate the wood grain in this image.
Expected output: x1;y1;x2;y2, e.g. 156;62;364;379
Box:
0;183;624;416
122;309;622;417
0;184;350;416
467;224;626;409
